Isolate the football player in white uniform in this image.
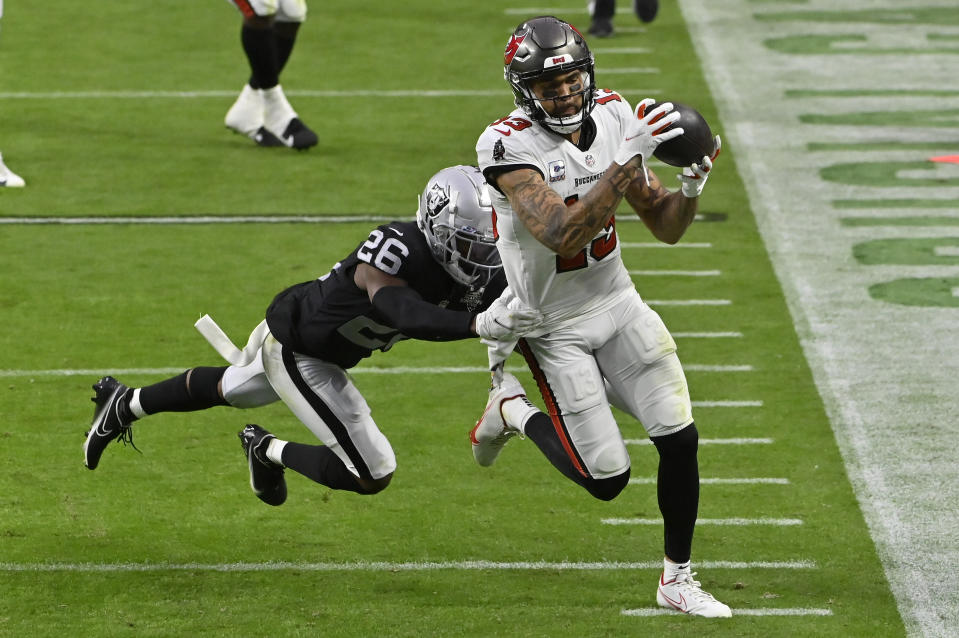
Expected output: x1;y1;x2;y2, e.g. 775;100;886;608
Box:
223;0;318;149
83;166;541;507
470;16;729;617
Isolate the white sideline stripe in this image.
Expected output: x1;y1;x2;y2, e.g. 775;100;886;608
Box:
0;559;815;573
0;365;750;378
621;242;712;248
603;518;803;526
647;299;731;306
672;331;742;338
625;437;773;446
953;287;959;298
629;477;789;485
622;608;833;617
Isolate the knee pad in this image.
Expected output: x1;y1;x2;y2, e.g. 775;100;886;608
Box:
652;423;699;457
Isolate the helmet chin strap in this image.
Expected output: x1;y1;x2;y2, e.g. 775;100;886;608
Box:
536;102;587;135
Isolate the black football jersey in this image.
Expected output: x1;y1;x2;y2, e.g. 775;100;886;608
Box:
266;220;507;369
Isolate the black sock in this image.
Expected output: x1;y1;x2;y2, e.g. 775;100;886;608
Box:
591;0;615;20
281;442;366;493
652;424;700;564
241;23;279;89
525;413;586;484
273;25;298;76
137;367;229;415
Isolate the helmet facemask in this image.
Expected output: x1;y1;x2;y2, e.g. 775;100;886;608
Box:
509;65;595;136
416;166;502;291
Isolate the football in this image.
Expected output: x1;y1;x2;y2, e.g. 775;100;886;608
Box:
649;102;715;168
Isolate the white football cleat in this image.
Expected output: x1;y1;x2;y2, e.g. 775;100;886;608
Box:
469;372;527;466
657;570;732;617
224;84;264;138
0;152;25;187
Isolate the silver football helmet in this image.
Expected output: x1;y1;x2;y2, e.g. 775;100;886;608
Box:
416;165;501;290
504;16;596;135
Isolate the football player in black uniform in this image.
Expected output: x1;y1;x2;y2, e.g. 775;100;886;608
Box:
82;165;542;506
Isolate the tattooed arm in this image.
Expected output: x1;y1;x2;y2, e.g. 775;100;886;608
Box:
624;167;699;245
495;158;644;259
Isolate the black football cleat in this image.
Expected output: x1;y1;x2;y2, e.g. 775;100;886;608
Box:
587;18;614;38
253;126;285;147
238;424;287;506
84;376;135;470
281;118;318;150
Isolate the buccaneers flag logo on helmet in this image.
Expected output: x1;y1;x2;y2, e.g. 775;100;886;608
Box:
504;32;527;65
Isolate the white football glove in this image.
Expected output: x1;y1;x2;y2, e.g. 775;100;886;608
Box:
615;98;684;186
679;135;722;198
474;294;543;342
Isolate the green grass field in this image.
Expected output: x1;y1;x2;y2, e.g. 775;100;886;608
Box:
1;1;909;636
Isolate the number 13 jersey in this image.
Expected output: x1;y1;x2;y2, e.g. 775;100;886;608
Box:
476;89;637;329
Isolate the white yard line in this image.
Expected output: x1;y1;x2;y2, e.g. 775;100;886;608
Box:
0;215;693;225
628;269;721;276
597;67;660;74
621;242;712;248
0;365;751;378
625;438;773;445
692;400;763;407
622;607;833;617
629;477;789;485
503;7;646;16
592;48;651;54
0;215;395;225
0;90;506;99
603;518;802;526
0;559;816;573
646;299;732;306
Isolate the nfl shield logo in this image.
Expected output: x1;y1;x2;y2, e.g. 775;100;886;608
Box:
548;160;566;183
585;154;595;167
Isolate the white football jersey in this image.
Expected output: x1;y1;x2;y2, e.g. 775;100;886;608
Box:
476;89;638;328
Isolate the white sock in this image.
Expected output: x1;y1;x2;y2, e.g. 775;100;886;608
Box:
266;437;288;466
501;396;539;434
664;558;691;577
128;388;147;419
262;84;297;130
